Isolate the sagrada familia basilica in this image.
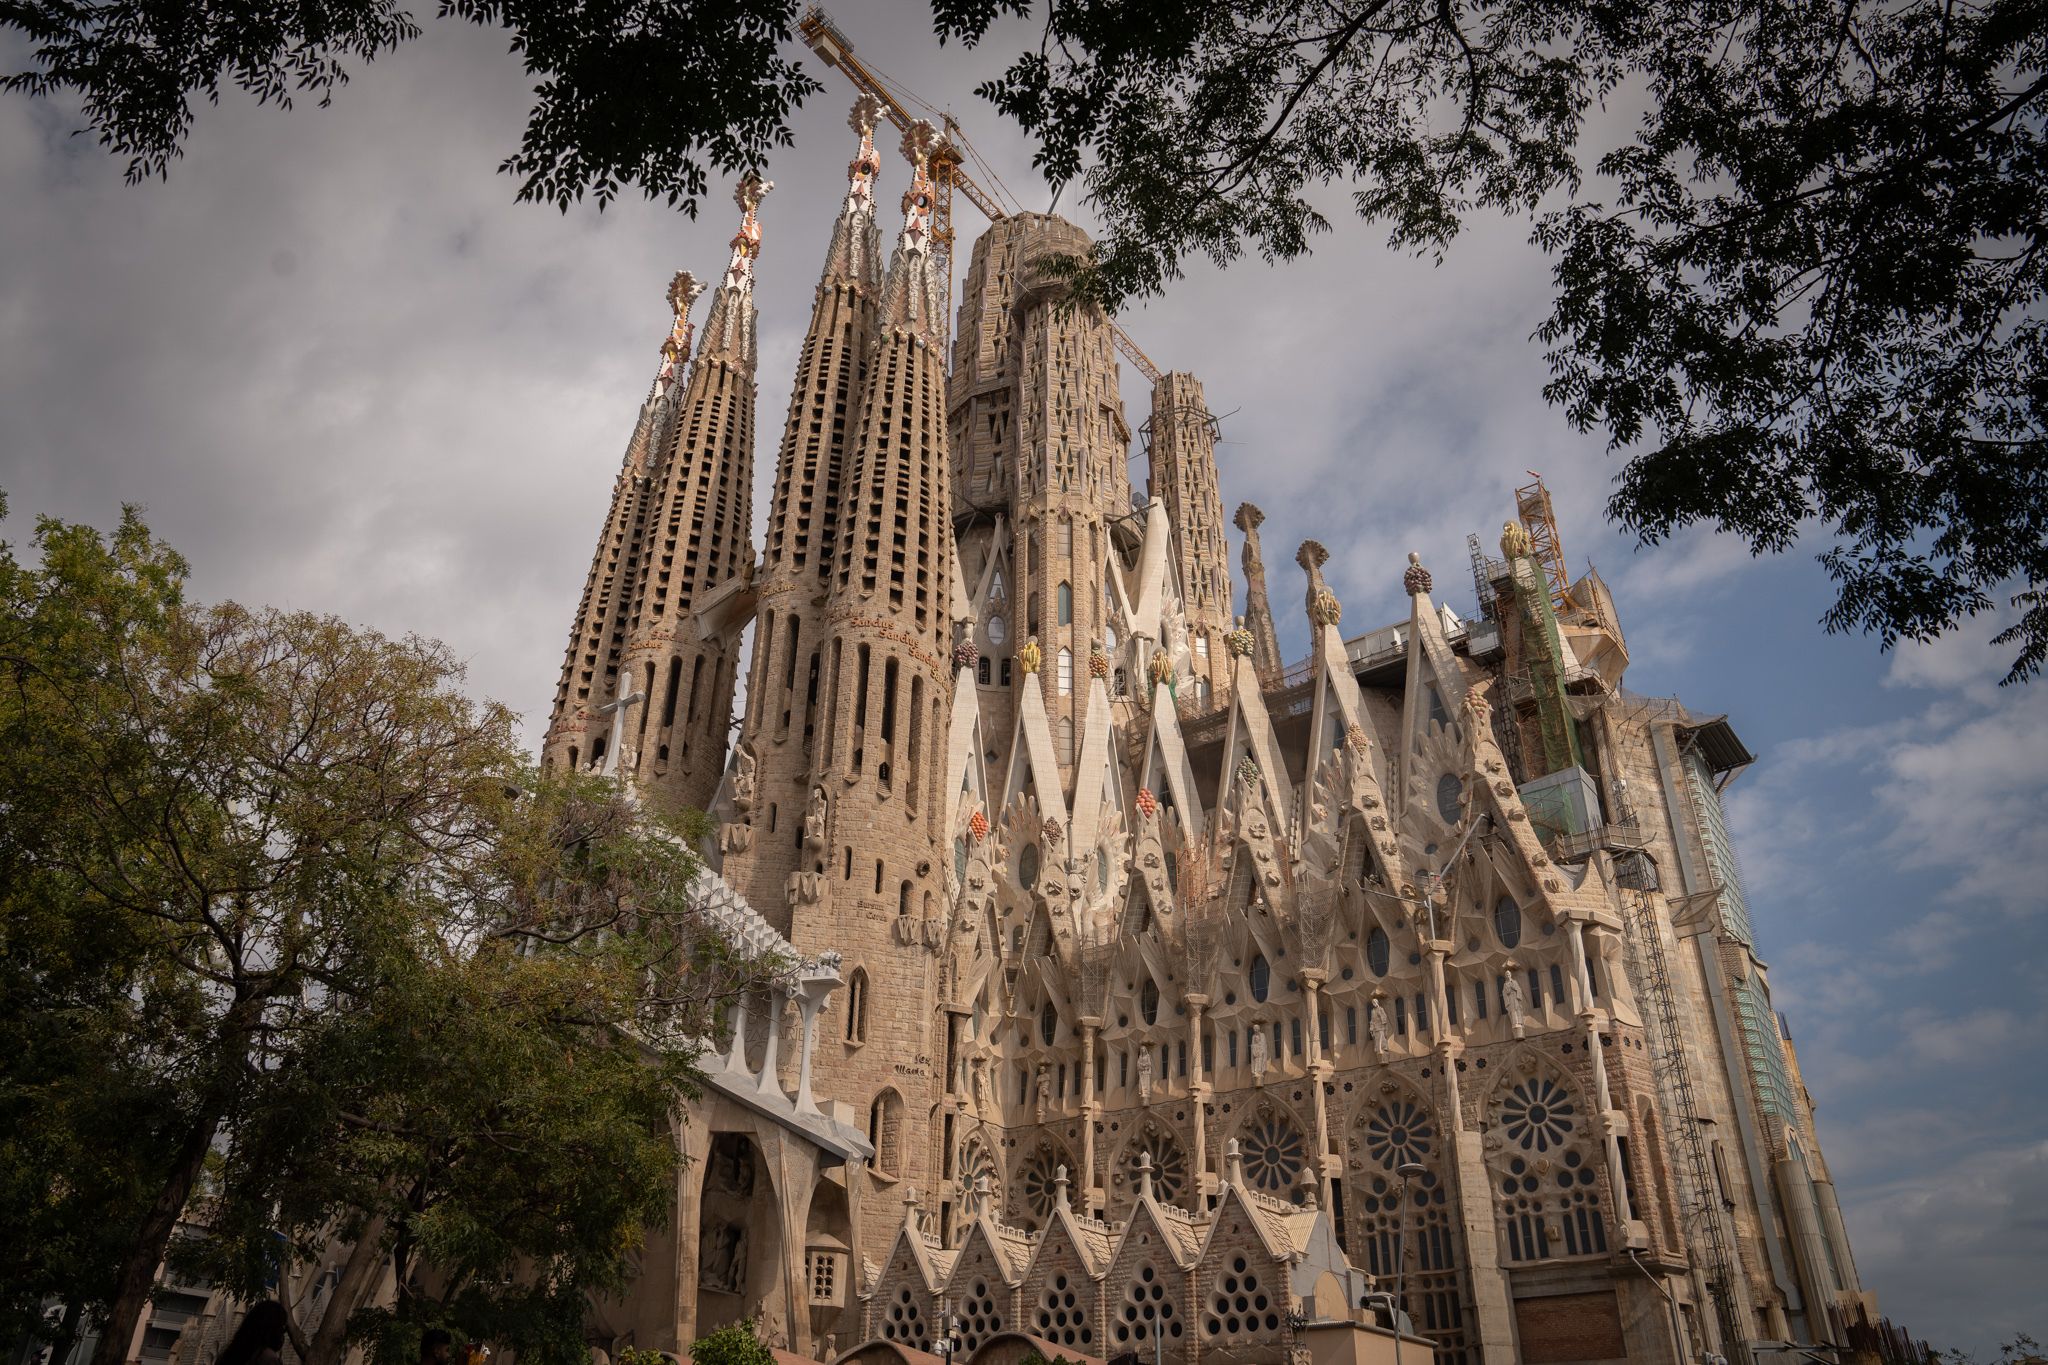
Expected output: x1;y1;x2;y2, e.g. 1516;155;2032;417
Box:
539;99;1877;1365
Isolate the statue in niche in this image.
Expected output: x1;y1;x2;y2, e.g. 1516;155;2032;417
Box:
1249;1022;1271;1082
1136;1044;1155;1104
713;1139;755;1197
1368;996;1392;1060
804;784;829;850
699;1221;748;1294
971;1056;991;1116
1035;1064;1053;1122
731;742;757;813
1502;967;1529;1038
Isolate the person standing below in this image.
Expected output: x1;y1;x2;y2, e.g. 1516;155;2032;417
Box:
214;1303;288;1365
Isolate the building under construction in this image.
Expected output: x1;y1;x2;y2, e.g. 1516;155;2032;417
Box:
533;74;1879;1365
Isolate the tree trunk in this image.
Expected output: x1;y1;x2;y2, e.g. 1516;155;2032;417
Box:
89;1112;220;1365
301;1211;391;1365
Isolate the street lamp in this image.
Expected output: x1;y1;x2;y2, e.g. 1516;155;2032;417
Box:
1391;1159;1427;1365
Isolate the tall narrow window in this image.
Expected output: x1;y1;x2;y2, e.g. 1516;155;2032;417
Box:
1057;581;1073;625
1057;648;1073;696
1058;717;1075;764
845;968;869;1044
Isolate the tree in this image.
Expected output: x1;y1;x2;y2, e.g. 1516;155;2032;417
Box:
0;495;770;1365
6;2;2041;675
686;1320;775;1365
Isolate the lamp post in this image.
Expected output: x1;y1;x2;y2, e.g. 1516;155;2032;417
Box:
1392;1159;1427;1365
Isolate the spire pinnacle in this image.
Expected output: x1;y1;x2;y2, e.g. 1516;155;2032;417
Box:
654;270;706;399
723;173;773;291
845;94;883;220
898;120;938;256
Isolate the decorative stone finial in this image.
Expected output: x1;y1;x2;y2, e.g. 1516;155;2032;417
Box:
1345;723;1371;753
1236;754;1261;789
1042;815;1064;847
844;96;883;219
1225;1138;1246;1186
1234;502;1266;533
899;120;939;253
1299;539;1342;626
1501;519;1532;559
1135;786;1158;819
968;809;989;843
1137;1150;1156;1202
1054;1163;1071;1210
655;271;707;392
1089;643;1111;679
1225;615;1256;658
723;173;773;290
1146;648;1175;690
1403;551;1433;597
1019;635;1042;675
953;638;979;671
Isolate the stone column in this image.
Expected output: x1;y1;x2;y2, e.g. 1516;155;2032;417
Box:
1080;1017;1102;1214
1301;969;1336;1206
1569;917;1635;1225
1185;993;1212;1196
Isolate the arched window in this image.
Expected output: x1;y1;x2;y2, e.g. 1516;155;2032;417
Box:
1366;927;1391;977
1057;581;1073;625
845;968;869;1045
1020;843;1040;889
868;1088;904;1177
1494;896;1522;949
898;879;913;917
1249;955;1271;1002
1040;1000;1059;1046
988;613;1008;646
990;568;1006;600
1057;648;1073;696
1140;979;1160;1024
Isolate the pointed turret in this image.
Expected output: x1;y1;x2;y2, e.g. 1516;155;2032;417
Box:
1150;372;1233;701
543;272;705;773
613;175;769;813
803;122;958;1260
1235;502;1284;684
723;100;886;923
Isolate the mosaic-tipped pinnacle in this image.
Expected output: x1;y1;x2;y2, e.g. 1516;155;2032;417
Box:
850;93;883;138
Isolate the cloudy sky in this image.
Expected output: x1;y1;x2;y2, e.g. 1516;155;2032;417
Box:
3;3;2042;1353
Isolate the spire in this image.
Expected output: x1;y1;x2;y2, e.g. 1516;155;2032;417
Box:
1235;502;1284;683
820;94;885;290
652;270;706;401
700;172;772;363
877;120;946;343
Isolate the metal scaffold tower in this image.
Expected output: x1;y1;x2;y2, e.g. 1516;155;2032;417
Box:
1514;472;1579;615
1616;869;1746;1362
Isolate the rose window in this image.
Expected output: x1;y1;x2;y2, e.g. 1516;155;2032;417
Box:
1240;1113;1308;1194
1363;1100;1435;1171
1034;1272;1093;1348
959;1140;999;1212
1112;1134;1189;1209
1015;1145;1069;1222
1501;1076;1576;1153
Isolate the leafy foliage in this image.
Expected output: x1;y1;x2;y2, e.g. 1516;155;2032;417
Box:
935;0;2047;681
687;1321;775;1365
0;0;817;214
0;494;774;1365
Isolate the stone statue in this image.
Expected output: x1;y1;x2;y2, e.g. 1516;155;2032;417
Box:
699;1220;748;1294
1035;1064;1052;1122
1369;997;1392;1059
970;1056;990;1115
731;741;757;812
1502;968;1529;1038
1249;1022;1271;1082
1136;1044;1155;1104
804;784;829;850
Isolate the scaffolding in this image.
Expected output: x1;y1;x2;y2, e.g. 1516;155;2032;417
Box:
1466;531;1497;621
1617;877;1746;1362
1506;552;1583;776
1514;472;1580;615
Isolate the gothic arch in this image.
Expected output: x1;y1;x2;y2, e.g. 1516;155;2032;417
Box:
1483;1054;1609;1262
844;966;870;1045
868;1088;905;1180
1341;1081;1473;1358
1105;1118;1191;1219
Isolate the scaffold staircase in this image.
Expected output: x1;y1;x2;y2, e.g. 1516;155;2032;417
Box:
1617;875;1746;1361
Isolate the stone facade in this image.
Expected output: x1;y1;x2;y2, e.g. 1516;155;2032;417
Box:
542;110;1873;1365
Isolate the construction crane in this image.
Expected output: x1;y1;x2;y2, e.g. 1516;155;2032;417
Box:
798;5;1163;382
